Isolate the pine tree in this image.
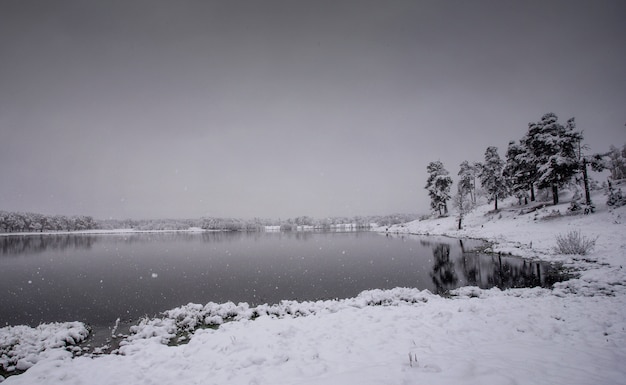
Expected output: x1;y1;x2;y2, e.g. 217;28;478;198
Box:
504;140;530;204
479;146;508;210
518;123;543;202
458;160;478;204
527;113;583;205
425;161;453;217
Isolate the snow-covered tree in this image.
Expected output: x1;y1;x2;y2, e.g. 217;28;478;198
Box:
527;113;583;205
294;216;314;226
606;144;626;180
606;179;626;208
0;211;8;232
504;140;531;205
458;160;478;204
453;183;474;230
425;161;453;217
518;128;543;202
0;211;99;233
479;146;508;210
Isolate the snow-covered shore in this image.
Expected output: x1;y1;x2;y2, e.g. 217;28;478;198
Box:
376;196;626;298
2;197;625;384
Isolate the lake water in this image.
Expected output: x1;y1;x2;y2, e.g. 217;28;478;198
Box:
0;231;563;328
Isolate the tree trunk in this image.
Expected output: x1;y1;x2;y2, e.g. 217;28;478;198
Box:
552;184;559;205
494;195;498;211
458;215;462;230
471;178;476;204
530;183;535;202
582;158;592;206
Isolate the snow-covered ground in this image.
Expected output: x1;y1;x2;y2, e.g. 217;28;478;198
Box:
2;195;625;384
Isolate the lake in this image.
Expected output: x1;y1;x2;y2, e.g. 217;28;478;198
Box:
0;231;563;328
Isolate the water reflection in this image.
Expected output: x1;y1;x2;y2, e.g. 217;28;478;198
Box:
426;239;562;294
430;244;458;294
0;232;261;256
0;232;565;328
0;235;97;257
0;230;373;255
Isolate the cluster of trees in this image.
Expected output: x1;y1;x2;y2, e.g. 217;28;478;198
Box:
0;211;97;233
98;218;206;231
504;113;583;206
99;214;419;232
425;112;625;226
275;214;418;231
0;211;419;234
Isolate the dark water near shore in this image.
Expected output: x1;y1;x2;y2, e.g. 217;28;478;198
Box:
0;231;563;328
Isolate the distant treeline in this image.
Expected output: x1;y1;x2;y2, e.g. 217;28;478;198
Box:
0;211;97;233
0;210;418;234
98;214;419;232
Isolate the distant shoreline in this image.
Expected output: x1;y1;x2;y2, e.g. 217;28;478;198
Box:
0;226;373;237
0;228;212;237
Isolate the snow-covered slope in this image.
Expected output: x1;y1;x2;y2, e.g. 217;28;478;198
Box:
2;197;625;385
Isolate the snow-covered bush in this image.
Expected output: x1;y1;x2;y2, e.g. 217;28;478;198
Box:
567;192;594;215
554;230;597;255
607;187;625;208
605;179;626;208
567;189;583;213
0;322;89;372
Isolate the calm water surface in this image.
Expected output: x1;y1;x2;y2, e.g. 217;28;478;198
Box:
0;231;563;328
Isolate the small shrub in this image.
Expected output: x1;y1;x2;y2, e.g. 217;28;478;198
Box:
554;230;597;255
568;198;582;213
607;188;626;208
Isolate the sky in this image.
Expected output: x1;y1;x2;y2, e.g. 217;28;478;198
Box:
1;0;625;220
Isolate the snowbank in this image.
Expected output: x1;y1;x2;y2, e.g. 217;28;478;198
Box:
2;197;626;384
118;288;432;349
0;322;89;373
4;287;625;385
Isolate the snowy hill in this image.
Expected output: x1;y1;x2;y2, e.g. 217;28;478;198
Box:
2;195;626;385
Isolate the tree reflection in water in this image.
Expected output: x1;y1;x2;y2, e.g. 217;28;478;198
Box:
430;244;459;294
0;235;97;257
430;239;563;294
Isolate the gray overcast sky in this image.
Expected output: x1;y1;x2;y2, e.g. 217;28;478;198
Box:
1;0;625;220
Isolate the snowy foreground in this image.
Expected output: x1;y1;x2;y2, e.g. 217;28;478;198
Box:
2;198;626;384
